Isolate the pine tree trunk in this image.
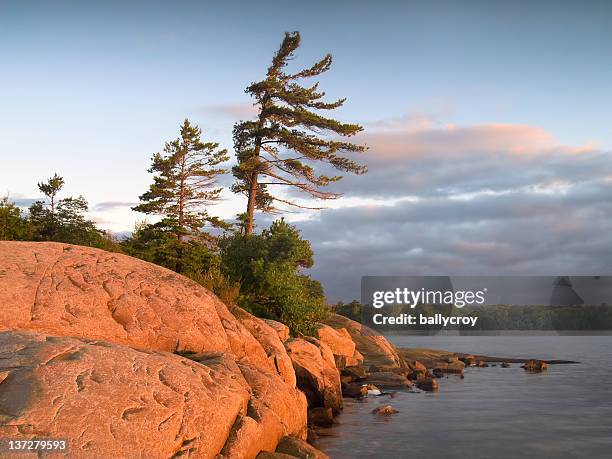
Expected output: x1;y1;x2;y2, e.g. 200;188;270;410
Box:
245;170;257;235
177;153;187;241
176;152;187;272
50;195;55;239
245;118;265;235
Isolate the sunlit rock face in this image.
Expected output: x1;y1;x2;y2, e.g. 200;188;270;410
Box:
324;314;402;368
0;241;270;369
0;242;309;458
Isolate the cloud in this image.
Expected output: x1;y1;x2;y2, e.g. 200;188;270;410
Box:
92;201;139;212
319;120;607;201
281;117;612;301
203;103;258;119
360;119;596;161
301;185;612;301
361;123;561;159
8;197;38;208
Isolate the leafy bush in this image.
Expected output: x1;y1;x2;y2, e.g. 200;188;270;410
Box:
220;219;328;335
0;197;33;241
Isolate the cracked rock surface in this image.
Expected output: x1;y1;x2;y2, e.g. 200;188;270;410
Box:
0;242;270;369
0;330;252;458
0;242;309;458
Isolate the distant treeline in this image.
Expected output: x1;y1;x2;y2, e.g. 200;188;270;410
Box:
335;301;612;331
460;304;612;331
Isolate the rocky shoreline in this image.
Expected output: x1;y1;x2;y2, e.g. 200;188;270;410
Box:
0;242;573;458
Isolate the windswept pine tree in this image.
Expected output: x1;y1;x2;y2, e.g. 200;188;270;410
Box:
133;119;229;242
232;31;367;234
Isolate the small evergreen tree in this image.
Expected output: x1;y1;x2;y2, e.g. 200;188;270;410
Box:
35;173;64;238
27;175;114;249
133;119;229;242
232;31;367;234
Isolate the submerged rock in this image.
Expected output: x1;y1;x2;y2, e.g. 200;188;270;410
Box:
372;405;399;415
416;378;439;392
522;360;548;372
432;368;445;378
459;355;477;367
342;382;368;399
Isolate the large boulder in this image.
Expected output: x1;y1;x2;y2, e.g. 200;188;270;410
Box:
0;242;271;372
0;331;308;459
341;365;368;382
219;362;307;458
263;320;290;343
315;324;355;360
284;338;343;414
341;382;368;399
365;371;412;389
324;314;401;367
0;242;310;458
307;407;334;427
416;377;439;392
231;307;297;387
0;330;251;458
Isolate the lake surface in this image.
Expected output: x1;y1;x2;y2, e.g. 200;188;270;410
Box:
315;335;612;458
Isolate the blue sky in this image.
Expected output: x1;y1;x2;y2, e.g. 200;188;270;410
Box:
2;1;612;299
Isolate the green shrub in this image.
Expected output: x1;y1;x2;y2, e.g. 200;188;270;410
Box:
220;219;328;336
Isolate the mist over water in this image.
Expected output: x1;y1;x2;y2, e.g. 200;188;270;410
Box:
315;336;612;459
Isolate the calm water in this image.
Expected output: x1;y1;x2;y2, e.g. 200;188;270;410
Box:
315;336;612;458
